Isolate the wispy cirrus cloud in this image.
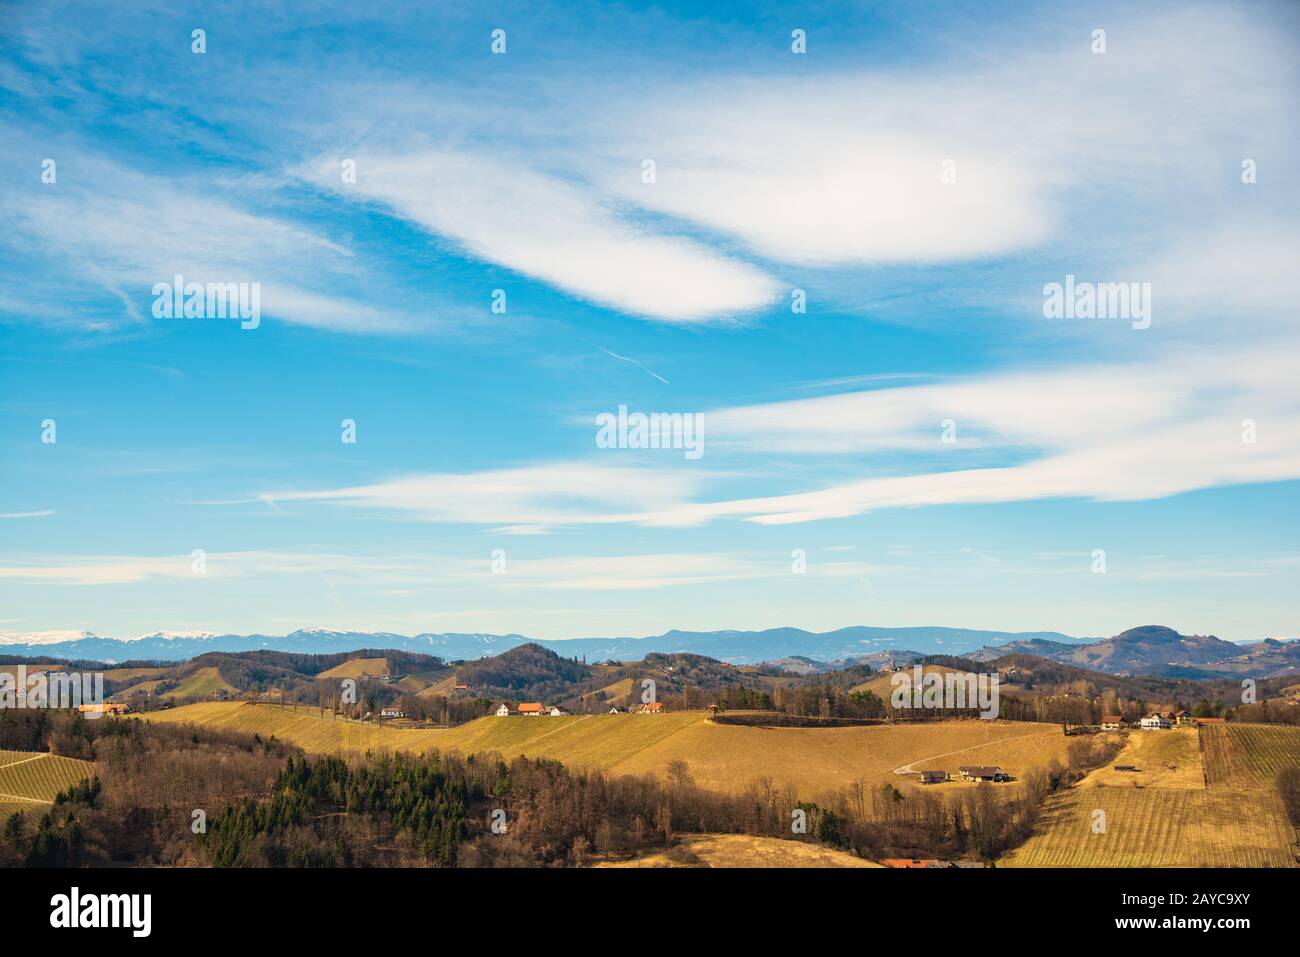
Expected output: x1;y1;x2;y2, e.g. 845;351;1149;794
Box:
300;150;782;323
251;337;1300;528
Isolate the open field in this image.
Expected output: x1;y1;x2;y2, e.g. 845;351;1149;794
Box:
169;666;238;699
318;657;391;680
103;667;168;682
595;834;881;868
142;703;1068;799
0;664;66;676
1002;787;1296;867
1079;728;1202;790
0;750;96;816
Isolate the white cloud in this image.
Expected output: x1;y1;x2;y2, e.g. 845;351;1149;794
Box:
1;150;413;333
260;462;710;528
252;337;1300;528
302;150;781;322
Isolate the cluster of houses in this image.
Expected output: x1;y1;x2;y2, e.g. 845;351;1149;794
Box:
1099;711;1202;731
881;858;987;868
919;766;1008;784
77;702;130;717
491;701;667;717
494;702;570;717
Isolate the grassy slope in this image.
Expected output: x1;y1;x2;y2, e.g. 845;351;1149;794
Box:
1004;725;1298;867
318;657;391;680
142;703;1067;798
0;750;96;818
595;834;882;868
1002;788;1295;867
170;666;238;699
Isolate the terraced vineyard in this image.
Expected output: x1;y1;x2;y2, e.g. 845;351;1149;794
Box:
1200;723;1264;788
1228;724;1300;784
0;750;96;816
1002;788;1296;867
1202;723;1300;789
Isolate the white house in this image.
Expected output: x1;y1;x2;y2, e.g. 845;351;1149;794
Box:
1139;712;1173;730
547;706;568;716
379;705;405;719
494;703;513;717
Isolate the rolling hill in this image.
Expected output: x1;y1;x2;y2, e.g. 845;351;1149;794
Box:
141;702;1069;799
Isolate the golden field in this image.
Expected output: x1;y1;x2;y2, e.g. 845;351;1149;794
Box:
141;702;1068;799
318;657;392;680
595;833;881;868
0;750;96;820
1001;788;1295;867
1004;724;1298;867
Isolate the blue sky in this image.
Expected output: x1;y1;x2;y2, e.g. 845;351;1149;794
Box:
1;0;1298;642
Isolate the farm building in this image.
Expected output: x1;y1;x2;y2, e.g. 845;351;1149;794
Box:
1139;713;1173;730
379;705;405;719
547;705;568;716
881;858;986;868
1100;715;1125;730
608;705;627;714
958;766;1005;782
1196;716;1226;726
1174;710;1195;726
518;702;546;716
78;702;130;716
639;702;664;714
920;770;949;784
494;703;514;717
453;680;469;690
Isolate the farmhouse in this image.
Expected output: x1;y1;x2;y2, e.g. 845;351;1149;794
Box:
1174;710;1195;726
1139;713;1173;730
881;858;963;868
78;702;130;716
957;766;1004;782
518;702;546;716
639;702;664;714
608;706;627;714
494;703;514;717
379;705;405;719
1100;715;1126;730
547;705;568;716
920;770;949;784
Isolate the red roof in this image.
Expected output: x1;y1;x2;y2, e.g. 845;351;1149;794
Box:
641;702;663;712
517;702;545;713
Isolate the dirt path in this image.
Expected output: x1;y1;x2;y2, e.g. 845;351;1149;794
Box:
0;753;51;771
893;729;1060;776
0;792;49;804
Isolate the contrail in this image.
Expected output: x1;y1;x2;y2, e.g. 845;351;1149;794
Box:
592;343;669;385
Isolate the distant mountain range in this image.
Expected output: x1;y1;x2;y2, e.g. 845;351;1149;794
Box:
967;625;1300;679
0;624;1089;665
3;623;1295;678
